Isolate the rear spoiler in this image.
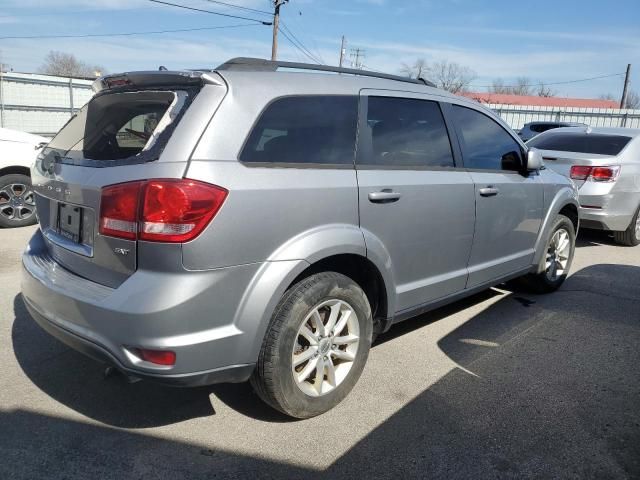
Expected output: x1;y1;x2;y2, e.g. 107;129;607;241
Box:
92;70;205;93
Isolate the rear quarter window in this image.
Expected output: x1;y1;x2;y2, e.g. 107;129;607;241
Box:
240;95;358;165
528;133;632;155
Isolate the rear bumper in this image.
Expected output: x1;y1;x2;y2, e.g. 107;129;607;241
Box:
21;229;262;386
579;190;640;232
24;297;254;386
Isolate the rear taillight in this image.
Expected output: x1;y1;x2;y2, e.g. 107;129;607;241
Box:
100;182;142;240
590;166;620;182
569;165;620;182
569;165;592;180
99;179;227;243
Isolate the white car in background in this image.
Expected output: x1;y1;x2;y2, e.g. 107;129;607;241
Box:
0;127;48;228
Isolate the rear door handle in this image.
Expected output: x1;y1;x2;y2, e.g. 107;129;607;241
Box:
368;190;401;203
478;186;499;197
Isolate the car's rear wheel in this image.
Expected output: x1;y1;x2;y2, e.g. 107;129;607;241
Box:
516;214;575;293
0;174;37;228
613;205;640;247
251;272;372;419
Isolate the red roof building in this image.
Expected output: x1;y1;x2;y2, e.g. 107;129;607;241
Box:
461;92;618;109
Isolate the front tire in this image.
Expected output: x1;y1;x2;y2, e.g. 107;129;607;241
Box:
251;272;372;419
613;205;640;247
0;174;37;228
518;214;576;293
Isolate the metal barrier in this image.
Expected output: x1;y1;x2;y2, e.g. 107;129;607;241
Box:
488;104;640;130
0;71;93;137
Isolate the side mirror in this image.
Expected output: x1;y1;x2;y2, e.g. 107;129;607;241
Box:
526;148;543;171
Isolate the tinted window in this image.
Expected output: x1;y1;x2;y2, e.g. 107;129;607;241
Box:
240;96;357;165
527;133;632;156
360;96;454;168
452;105;523;171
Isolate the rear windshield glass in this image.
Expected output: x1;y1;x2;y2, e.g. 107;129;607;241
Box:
41;90;188;166
528;133;632;155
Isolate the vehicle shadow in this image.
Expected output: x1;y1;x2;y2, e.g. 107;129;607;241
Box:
575;228;616;248
7;263;639;478
11;261;640;429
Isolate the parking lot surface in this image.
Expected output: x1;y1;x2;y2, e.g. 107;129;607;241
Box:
1;225;639;479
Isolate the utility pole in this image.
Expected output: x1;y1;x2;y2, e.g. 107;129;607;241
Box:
271;0;288;61
339;36;346;68
620;63;631;109
350;48;365;70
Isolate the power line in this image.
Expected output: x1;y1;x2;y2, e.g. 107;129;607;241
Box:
278;27;323;64
199;0;272;15
0;24;259;40
148;0;272;25
280;22;324;64
471;72;626;89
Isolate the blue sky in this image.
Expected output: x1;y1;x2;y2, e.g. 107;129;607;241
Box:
1;0;639;98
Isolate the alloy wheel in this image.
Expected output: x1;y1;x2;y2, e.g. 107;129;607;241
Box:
291;299;360;397
0;183;36;223
545;228;571;282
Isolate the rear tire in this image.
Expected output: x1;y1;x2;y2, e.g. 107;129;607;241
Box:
516;214;575;293
613;205;640;247
251;272;372;419
0;174;37;228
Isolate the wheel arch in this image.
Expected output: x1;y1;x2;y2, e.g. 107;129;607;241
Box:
236;225;396;362
0;165;31;178
532;186;580;273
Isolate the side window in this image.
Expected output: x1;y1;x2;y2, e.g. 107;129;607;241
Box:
240;95;358;165
360;96;455;168
451;105;523;171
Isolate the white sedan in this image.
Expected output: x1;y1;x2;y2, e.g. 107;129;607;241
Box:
0;128;48;228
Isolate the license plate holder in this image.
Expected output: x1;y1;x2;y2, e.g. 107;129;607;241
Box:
57;203;83;243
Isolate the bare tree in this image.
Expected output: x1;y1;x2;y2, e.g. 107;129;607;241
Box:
510;77;533;96
600;91;640;108
428;60;476;94
400;58;428;79
400;58;475;93
491;77;555;97
38;51;106;78
490;78;511;94
536;82;555;97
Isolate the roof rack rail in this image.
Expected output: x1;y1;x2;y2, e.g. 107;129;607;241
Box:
215;57;437;88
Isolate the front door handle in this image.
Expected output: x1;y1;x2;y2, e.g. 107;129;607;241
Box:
478;186;499;197
368;190;401;203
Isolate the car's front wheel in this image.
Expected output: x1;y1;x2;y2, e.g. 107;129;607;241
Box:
0;174;37;228
517;214;576;293
251;272;372;419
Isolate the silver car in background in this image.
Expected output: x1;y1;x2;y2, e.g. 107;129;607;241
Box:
528;126;640;246
22;58;579;418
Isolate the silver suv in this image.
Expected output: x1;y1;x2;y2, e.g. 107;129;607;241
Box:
22;58;579;418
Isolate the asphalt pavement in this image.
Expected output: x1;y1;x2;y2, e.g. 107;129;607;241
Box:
1;225;638;479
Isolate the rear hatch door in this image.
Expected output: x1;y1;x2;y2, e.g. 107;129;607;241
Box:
31;71;224;288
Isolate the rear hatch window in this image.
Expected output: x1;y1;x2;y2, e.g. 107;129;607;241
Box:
40;89;191;167
528;133;631;156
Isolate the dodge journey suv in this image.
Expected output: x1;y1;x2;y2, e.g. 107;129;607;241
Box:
22;58;579;418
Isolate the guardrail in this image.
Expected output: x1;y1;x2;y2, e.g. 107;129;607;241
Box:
487;104;640;130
